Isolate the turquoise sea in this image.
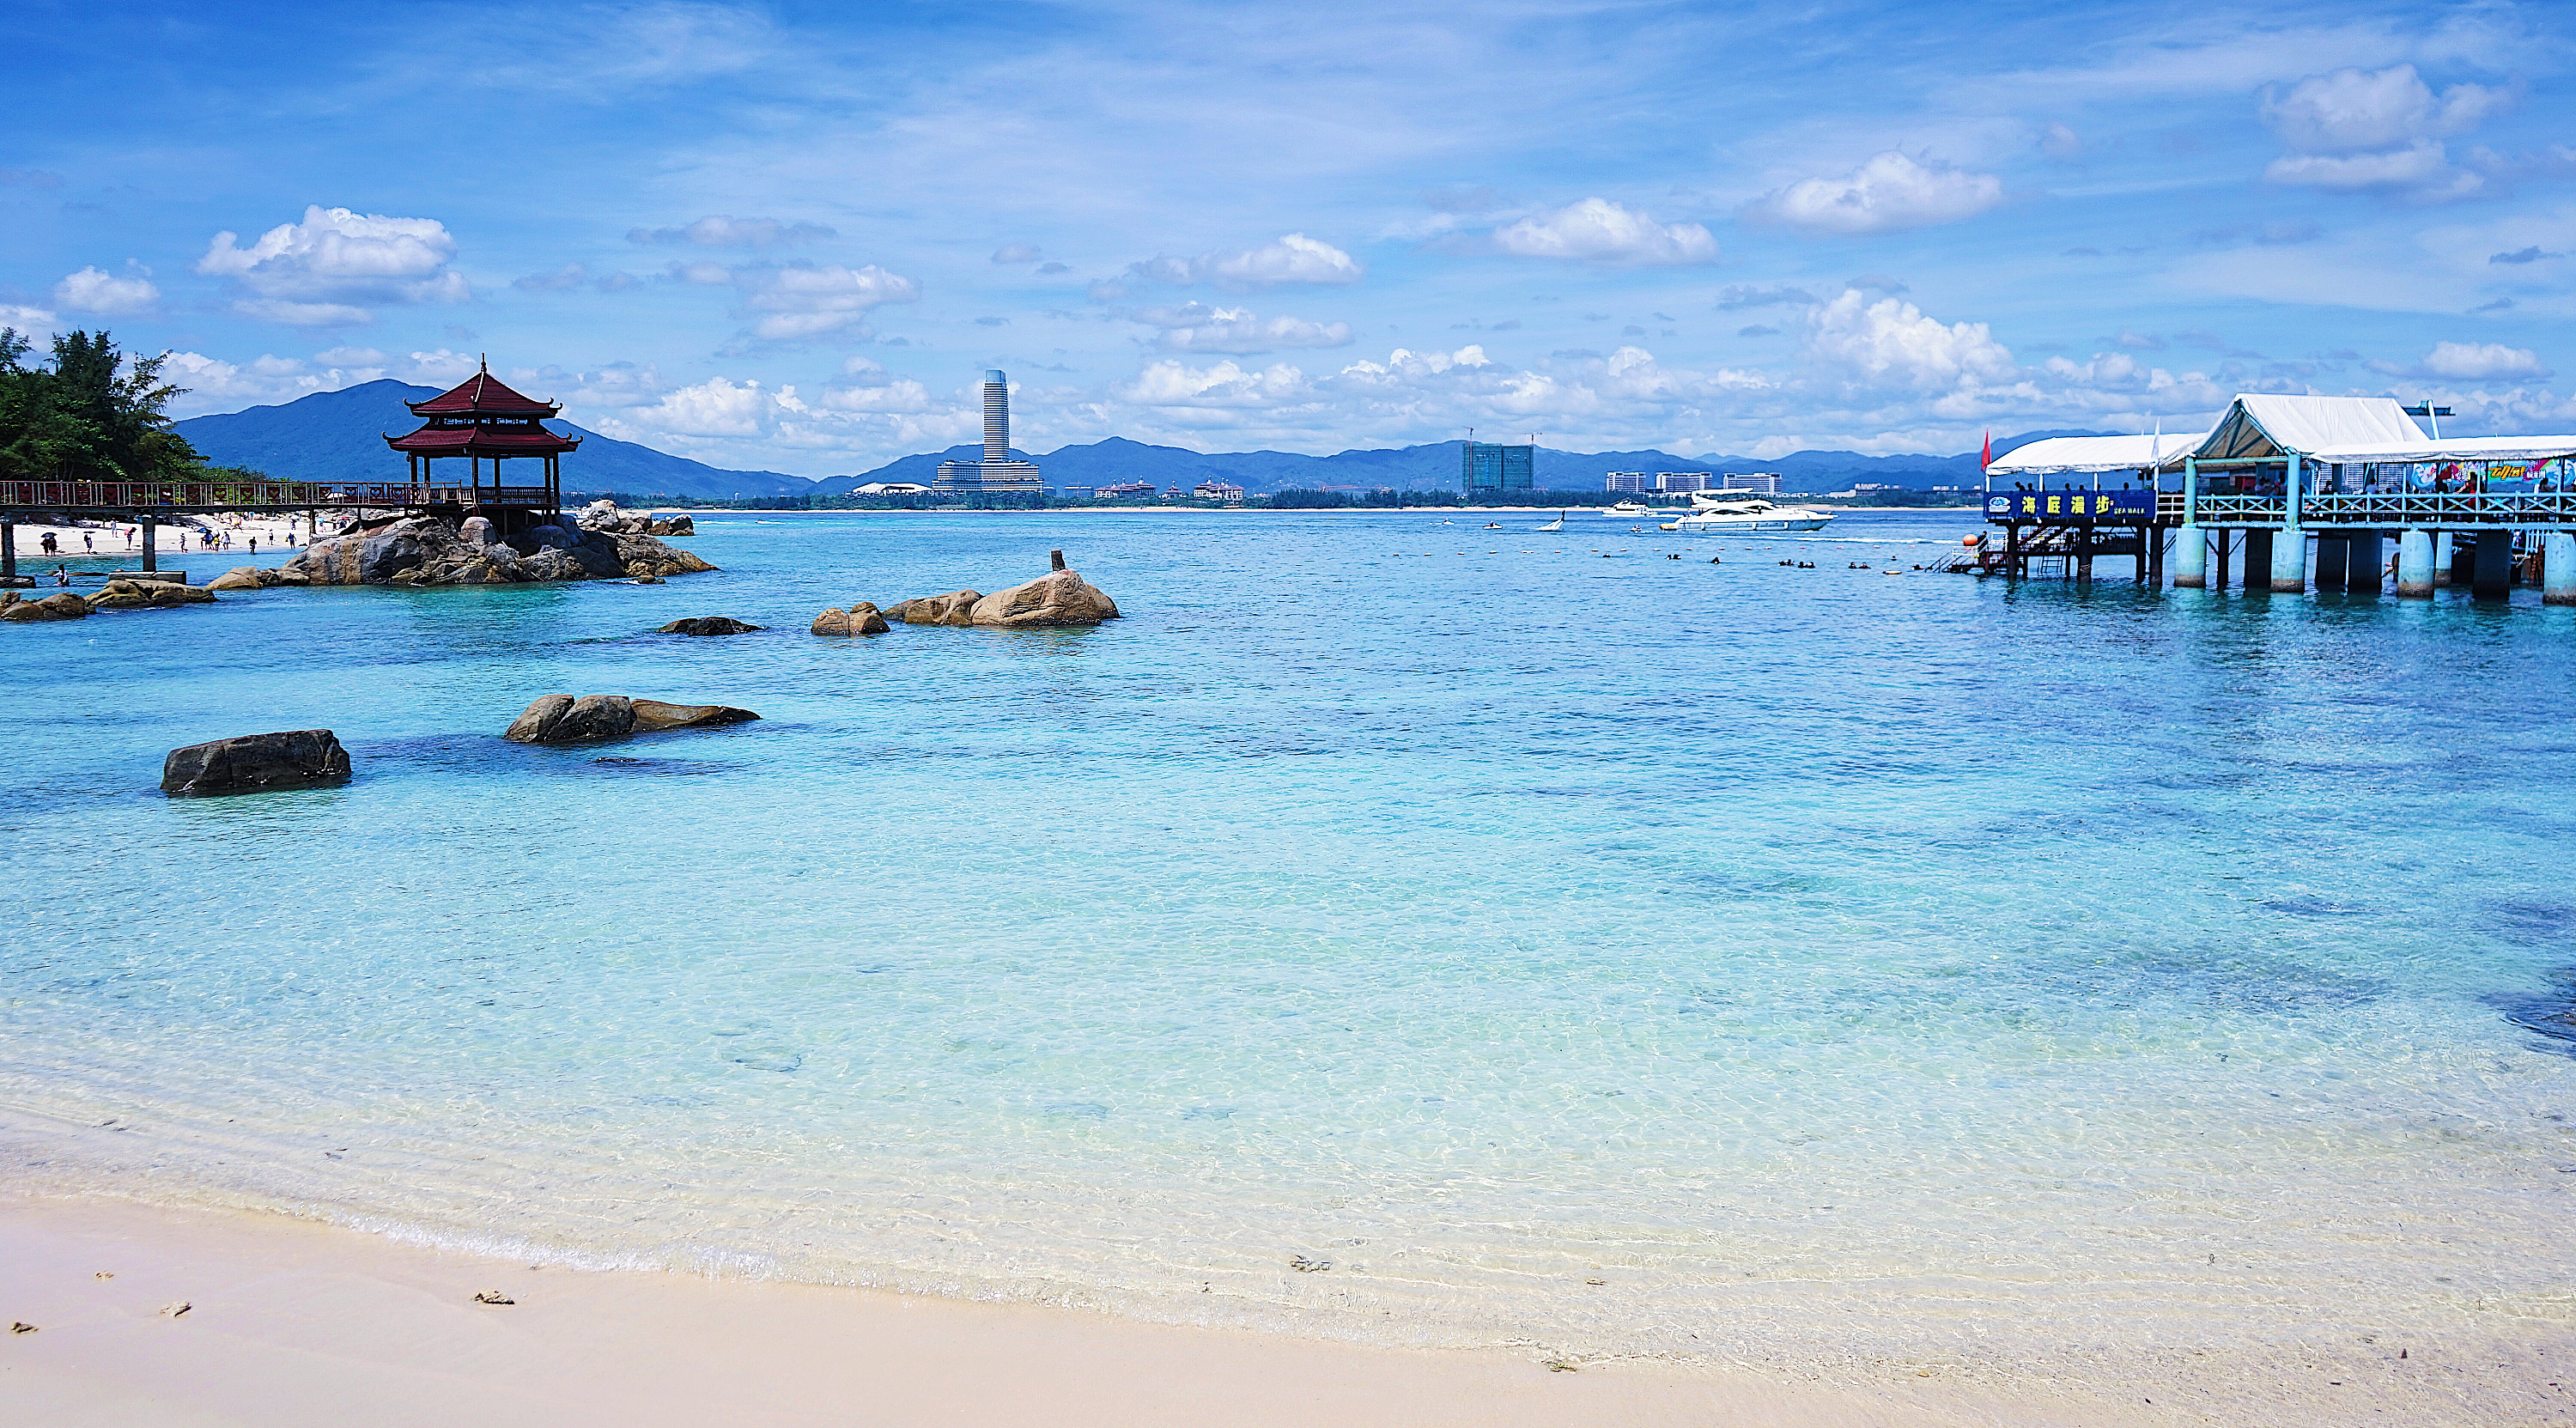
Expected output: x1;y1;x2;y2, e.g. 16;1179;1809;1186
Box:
5;509;2573;1400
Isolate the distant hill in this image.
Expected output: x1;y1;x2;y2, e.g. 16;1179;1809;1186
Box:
174;380;813;501
174;380;2108;500
818;430;2112;496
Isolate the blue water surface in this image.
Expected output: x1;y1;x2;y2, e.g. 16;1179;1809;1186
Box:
4;508;2573;1381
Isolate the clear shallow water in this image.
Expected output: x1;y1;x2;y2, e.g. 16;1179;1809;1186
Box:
5;510;2573;1399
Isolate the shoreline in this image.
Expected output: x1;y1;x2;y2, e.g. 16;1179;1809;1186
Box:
0;1191;2154;1428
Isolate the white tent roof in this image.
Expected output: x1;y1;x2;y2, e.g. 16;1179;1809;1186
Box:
1987;434;2191;475
2306;434;2576;464
2184;394;2576;465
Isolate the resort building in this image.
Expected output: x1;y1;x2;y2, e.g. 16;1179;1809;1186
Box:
1722;472;1783;494
933;370;1042;493
1604;471;1650;493
1461;440;1534;495
1656;471;1715;493
1097;480;1157;501
1192;480;1246;501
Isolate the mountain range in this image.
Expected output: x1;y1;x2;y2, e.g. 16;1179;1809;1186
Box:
176;382;2101;500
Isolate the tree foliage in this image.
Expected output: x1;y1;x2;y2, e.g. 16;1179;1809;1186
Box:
0;328;211;483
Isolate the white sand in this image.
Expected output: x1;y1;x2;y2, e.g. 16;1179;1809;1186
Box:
0;1194;2184;1428
4;516;316;564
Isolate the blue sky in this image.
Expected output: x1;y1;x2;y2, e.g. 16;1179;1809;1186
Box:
3;1;2572;475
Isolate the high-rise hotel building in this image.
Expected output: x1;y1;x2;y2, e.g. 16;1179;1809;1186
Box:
933;369;1043;493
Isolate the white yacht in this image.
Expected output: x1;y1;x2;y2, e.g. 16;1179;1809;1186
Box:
1603;499;1653;516
1660;493;1835;533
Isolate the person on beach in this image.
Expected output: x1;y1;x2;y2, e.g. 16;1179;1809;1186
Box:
248;537;257;554
83;532;94;552
40;531;58;555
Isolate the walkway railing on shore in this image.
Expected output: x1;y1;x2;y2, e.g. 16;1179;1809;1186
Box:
0;480;555;511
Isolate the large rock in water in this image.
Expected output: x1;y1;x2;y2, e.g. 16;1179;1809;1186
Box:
0;591;93;622
503;694;759;744
162;730;351;795
88;579;218;610
967;564;1120;627
656;617;761;635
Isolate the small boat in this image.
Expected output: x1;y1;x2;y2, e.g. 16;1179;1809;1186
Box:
1538;513;1565;532
1603;500;1652;516
1483;522;1501;529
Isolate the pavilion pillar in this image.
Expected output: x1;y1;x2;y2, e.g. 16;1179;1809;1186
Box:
2546;532;2576;605
2473;530;2513;600
2270;455;2306;592
2173;458;2206;587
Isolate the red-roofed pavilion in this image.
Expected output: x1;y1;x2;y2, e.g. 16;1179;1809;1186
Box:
384;358;577;529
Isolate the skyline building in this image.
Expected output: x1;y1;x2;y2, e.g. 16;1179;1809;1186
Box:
934;369;1042;493
1461;440;1534;495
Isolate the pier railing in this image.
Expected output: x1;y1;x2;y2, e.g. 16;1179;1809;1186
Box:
0;480;555;512
2184;492;2576;527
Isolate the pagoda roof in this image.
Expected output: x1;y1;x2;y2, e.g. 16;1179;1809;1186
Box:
407;364;561;417
385;425;580;457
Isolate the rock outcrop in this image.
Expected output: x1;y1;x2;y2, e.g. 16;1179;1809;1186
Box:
502;694;760;744
88;579;218;611
882;590;983;626
658;617;762;635
208;566;313;591
886;551;1121;629
276;514;715;587
810;601;891;636
0;591;91;622
161;730;351;795
574;500;696;537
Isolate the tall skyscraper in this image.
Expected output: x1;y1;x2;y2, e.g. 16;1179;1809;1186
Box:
937;368;1043;493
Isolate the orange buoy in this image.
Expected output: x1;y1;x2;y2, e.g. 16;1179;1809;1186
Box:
1961;532;1983;546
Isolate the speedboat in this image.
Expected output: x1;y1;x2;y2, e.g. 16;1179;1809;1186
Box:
1661;495;1834;533
1603;500;1652;516
1538;513;1565;532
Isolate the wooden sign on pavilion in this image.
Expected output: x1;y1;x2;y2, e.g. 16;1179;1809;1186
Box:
384;358;577;530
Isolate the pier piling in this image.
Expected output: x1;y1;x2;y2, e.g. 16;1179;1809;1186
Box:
2346;532;2382;593
2315;534;2348;591
2547;533;2576;605
2473;531;2513;600
2242;529;2274;593
2397;530;2433;598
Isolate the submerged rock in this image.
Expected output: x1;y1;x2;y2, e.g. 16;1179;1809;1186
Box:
809;601;890;636
0;591;93;622
162;730;351;795
657;617;762;635
503;693;758;744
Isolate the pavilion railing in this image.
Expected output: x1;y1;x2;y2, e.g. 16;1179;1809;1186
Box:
0;480;557;510
2184;492;2576;526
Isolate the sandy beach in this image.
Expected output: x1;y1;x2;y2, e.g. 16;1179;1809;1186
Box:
0;1194;2175;1428
5;515;315;563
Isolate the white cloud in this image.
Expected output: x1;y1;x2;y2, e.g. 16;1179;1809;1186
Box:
197;205;469;324
1123;358;1312;407
53;264;161;316
627;216;835;247
614;376;805;437
1138;301;1352;354
1091;234;1363;298
991;242;1042;264
1750;153;2004;235
513;263;592;292
2262;64;2506;155
2421;340;2549;380
2258;64;2507;201
1492;197;1717;264
729;262;920;344
1807;289;2017;390
1;303;60;337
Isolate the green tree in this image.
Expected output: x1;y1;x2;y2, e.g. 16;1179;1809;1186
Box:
0;327;210;483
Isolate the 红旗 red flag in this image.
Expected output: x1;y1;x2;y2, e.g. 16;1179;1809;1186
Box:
1981;430;1991;469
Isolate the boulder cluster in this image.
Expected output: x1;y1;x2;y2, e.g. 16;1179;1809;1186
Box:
267;503;714;588
574;500;696;537
3;579;219;621
818;551;1119;635
502;695;760;744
